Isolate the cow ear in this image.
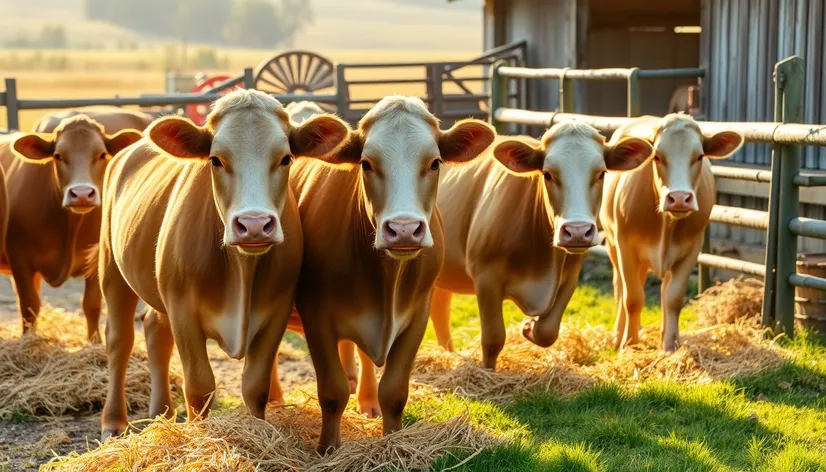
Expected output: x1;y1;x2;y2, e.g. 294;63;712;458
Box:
703;131;744;159
12;133;56;164
290;114;351;158
493;139;544;174
439;119;496;164
147;117;212;159
104;129;143;157
310;130;362;169
604;137;654;172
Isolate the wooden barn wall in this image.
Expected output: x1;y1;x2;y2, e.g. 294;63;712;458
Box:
495;0;579;115
703;0;826;254
583;29;700;116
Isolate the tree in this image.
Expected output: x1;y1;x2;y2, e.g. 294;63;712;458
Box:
224;0;283;49
39;25;67;49
279;0;314;47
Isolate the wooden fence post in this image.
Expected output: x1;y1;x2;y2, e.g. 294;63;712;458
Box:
335;64;348;121
559;68;574;113
429;64;444;117
626;67;641;117
489;60;508;134
242;68;254;89
5;78;19;131
771;56;805;337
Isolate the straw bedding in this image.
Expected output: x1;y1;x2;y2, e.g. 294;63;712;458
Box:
0;306;182;420
25;279;789;471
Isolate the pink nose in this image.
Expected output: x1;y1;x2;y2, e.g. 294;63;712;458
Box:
558;222;596;248
67;185;97;206
664;191;696;212
382;219;426;249
232;215;276;245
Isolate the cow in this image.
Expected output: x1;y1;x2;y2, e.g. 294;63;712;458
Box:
600;114;743;351
429;123;655;370
97;89;351;440
3;108;149;341
288;96;495;453
285;101;326;124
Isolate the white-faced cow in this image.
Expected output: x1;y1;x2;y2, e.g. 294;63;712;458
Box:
601;114;743;351
288;96;495;452
97;89;351;439
430;122;654;369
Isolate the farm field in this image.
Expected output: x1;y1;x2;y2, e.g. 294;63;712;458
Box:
0;48;483;131
2;258;825;471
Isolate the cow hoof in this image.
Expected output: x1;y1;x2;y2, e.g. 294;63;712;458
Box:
100;428;124;442
88;333;102;345
267;395;285;405
521;319;536;344
440;339;455;352
347;377;357;394
359;404;381;418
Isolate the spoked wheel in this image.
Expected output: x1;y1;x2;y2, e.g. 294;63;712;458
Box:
254;51;336;106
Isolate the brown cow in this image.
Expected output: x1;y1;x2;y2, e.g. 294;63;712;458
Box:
601;114;743;351
288;96;494;452
97;90;351;439
2;109;147;340
429;123;654;369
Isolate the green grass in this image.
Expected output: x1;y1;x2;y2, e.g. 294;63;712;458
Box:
407;264;826;472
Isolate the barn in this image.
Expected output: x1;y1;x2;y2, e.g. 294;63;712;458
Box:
458;0;826;260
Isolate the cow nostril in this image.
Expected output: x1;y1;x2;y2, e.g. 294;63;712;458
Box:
412;222;425;239
263;218;275;235
684;194;694;204
584;226;594;239
234;219;248;236
88;189;96;199
384;223;398;239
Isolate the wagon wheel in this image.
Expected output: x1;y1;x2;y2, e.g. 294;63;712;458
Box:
254;51;336;111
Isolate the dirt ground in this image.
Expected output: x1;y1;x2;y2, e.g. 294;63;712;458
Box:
0;276;316;472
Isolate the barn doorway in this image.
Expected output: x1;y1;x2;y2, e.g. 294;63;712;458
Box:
581;0;702;116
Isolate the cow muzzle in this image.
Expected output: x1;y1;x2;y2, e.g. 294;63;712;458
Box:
377;216;429;260
556;221;597;254
663;190;698;216
63;185;100;214
227;212;282;255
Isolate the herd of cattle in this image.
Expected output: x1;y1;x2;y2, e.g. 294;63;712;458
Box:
0;89;744;453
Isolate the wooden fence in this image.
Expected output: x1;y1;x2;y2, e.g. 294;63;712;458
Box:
490;56;826;337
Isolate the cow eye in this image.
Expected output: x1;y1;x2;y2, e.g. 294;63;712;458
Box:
597;170;607;181
280;155;293;166
429;159;442;171
697;154;704;162
209;156;223;167
99;152;107;160
543;171;553;182
53;153;62;161
360;160;373;172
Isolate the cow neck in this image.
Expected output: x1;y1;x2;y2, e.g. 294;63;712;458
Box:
49;204;88;286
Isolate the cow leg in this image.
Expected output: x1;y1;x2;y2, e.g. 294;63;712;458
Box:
660;254;696;352
82;272;103;344
356;347;380;418
100;256;139;440
618;252;646;349
268;349;285;405
242;310;290;418
143;308;174;419
430;287;454;352
168;310;215;422
475;276;505;370
305;318;349;454
9;260;41;335
338;340;358;394
608;243;626;349
378;301;430;435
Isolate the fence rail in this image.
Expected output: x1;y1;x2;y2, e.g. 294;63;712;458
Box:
490;56;826;337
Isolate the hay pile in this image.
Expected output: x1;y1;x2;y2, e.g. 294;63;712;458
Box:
413;278;782;400
42;392;496;472
0;306;182;420
692;278;764;326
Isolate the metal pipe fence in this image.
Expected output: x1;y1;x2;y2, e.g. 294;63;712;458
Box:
490;56;826;337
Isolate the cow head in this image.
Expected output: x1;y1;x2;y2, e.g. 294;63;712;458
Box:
493;122;654;254
650;114;743;218
316;96;495;260
147;89;350;256
12;116;142;214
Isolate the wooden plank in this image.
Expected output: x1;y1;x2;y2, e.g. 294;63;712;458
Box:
699;0;712;118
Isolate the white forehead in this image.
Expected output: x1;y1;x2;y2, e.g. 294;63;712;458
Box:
654;115;704;159
212;109;289;154
361;98;440;159
543;123;605;170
